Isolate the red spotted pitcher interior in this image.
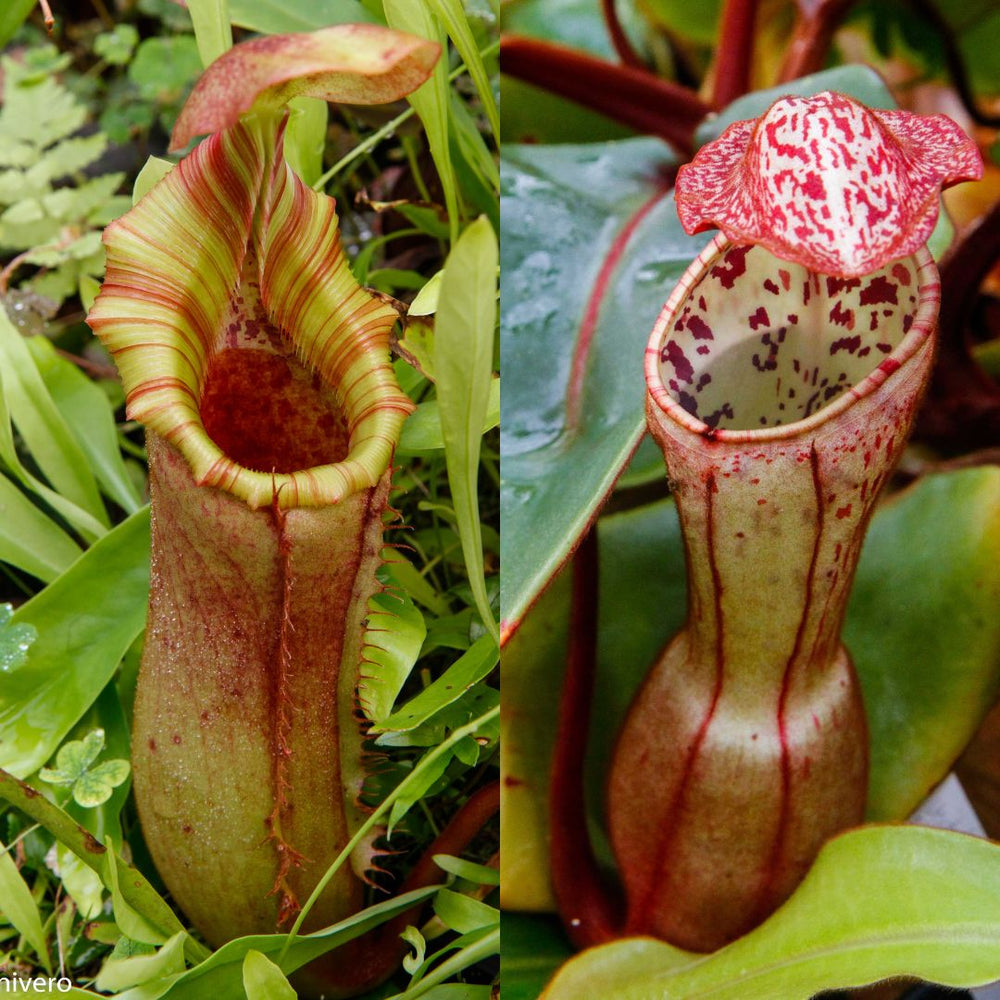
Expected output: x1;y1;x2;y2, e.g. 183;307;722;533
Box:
655;243;920;431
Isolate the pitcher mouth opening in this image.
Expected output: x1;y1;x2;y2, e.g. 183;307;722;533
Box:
645;234;940;443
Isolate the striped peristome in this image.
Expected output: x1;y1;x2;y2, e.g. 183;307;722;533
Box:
89;114;412;509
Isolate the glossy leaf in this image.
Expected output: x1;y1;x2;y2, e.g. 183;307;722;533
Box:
541;826;1000;999
0;836;52;972
241;950;295;1000
435;216;500;642
225;0;375;34
95;931;187;992
0;507;150;778
499;138;693;641
398;377;500;456
0;471;81;582
500;469;1000;908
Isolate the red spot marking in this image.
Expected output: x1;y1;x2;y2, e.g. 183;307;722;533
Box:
902;314;913;333
148;738;157;751
749;306;770;330
172;734;182;745
836;504;852;519
801;172;825;199
735;531;745;538
859;275;898;306
750;477;760;485
665;341;694;383
710;245;752;289
828;303;855;330
878;357;901;376
567;186;670;429
764;279;780;295
757;498;767;505
182;824;193;835
892;263;911;286
200;710;210;723
687;316;714;340
779;269;791;291
504;775;525;788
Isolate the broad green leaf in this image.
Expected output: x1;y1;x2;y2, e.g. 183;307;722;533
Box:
435;216;499;642
358;586;427;723
499;138;690;640
241;950;295;1000
0;836;52;972
96;931;187;992
0;602;36;672
0;312;107;528
53;842;104;919
188;0;233;68
94;24;140;65
500;469;1000;908
373;634;499;733
26;336;144;514
0;0;34;48
129;36;203;104
849;469;1000;819
541;826;1000;999
0;473;81;581
433;889;499;934
409;269;442;315
0;508;150;778
384;0;459;243
398;377;500;455
501;914;574;1000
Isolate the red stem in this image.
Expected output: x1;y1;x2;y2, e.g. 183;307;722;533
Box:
311;781;500;996
777;0;856;84
501;35;710;156
918;199;1000;450
712;0;760;108
601;0;646;69
549;527;622;948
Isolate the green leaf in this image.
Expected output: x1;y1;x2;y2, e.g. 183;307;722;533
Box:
0;508;150;778
434;216;499;642
374;634;499;733
283;97;327;188
129;37;203;103
241;950;295;1000
433;889;499;934
358;586;427;723
187;0;233;68
500;914;574;1000
96;930;187;992
26;336;144;514
133;156;175;204
52;842;105;920
94;24;141;65
73;758;131;808
225;0;375;33
541;826;1000;999
433;854;500;886
0;835;52;972
105;835;169;947
0;0;34;48
398;377;500;455
425;0;499;140
849;469;1000;820
0;603;37;673
0;474;82;581
0;312;107;529
384;0;459;243
155;888;439;999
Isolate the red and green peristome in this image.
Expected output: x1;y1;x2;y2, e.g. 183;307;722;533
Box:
86;24;439;991
593;93;983;952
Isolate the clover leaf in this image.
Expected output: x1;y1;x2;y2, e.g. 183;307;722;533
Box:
39;728;130;808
